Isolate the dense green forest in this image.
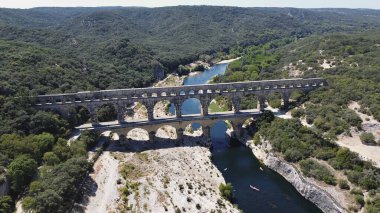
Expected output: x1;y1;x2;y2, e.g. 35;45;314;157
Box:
1;6;380;95
1;6;380;212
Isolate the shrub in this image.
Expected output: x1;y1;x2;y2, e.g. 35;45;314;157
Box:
328;148;361;170
299;159;336;185
366;196;380;213
284;149;303;162
338;179;350;190
219;183;233;201
355;194;364;207
43;152;60;166
253;134;261;146
196;203;201;210
8;155;38;195
0;195;12;213
313;147;337;160
291;108;305;118
360;132;376;145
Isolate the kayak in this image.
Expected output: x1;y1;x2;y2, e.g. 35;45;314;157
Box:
250;185;260;191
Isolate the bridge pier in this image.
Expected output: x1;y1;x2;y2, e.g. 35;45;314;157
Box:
282;92;290;109
203;126;211;139
177;128;184;145
232;97;241;114
149;131;155;143
175;101;182;118
233;123;243;139
201;98;210;116
146;102;155;121
258;95;267;111
117;105;125;124
88;106;99;126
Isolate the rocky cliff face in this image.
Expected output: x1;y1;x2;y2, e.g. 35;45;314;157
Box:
249;141;347;213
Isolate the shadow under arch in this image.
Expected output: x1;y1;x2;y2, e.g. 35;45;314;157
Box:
181;98;202;115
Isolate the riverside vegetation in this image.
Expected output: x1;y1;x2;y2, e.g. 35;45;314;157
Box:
1;6;380;212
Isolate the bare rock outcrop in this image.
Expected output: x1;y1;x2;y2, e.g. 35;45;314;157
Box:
249;141;347;213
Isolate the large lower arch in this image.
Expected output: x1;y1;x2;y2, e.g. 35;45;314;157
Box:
289;89;306;107
240;94;258;112
181;98;202;115
96;104;117;122
126;128;149;141
124;102;148;122
184;122;204;137
68;106;91;126
267;92;282;109
209;120;235;147
155;125;177;139
153;100;176;119
208;95;233;113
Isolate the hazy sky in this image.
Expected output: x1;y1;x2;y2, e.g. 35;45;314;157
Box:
1;0;380;9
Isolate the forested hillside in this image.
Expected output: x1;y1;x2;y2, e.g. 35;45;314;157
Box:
1;6;380;95
1;6;380;212
219;30;380;137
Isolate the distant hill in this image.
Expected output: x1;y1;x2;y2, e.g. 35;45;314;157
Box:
1;6;380;95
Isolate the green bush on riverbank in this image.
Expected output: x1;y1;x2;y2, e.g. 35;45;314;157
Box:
299;159;336;185
219;183;234;201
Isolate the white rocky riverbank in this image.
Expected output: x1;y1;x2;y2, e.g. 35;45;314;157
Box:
248;140;347;213
78;139;239;213
114;146;239;213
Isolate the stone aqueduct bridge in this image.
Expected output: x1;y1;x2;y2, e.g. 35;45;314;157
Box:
35;78;327;142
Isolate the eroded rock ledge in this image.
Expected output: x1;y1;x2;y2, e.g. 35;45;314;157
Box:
249;141;347;213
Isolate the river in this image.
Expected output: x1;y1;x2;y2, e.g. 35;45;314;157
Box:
171;63;322;213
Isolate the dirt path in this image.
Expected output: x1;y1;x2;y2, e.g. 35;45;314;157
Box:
83;151;120;212
216;57;241;64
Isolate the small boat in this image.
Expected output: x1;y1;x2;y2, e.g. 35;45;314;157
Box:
250;185;260;191
259;167;264;171
224;168;228;171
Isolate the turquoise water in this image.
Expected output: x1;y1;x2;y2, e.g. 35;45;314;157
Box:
179;64;322;213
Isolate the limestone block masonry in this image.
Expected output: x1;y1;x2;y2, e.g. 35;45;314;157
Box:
33;78;327;141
